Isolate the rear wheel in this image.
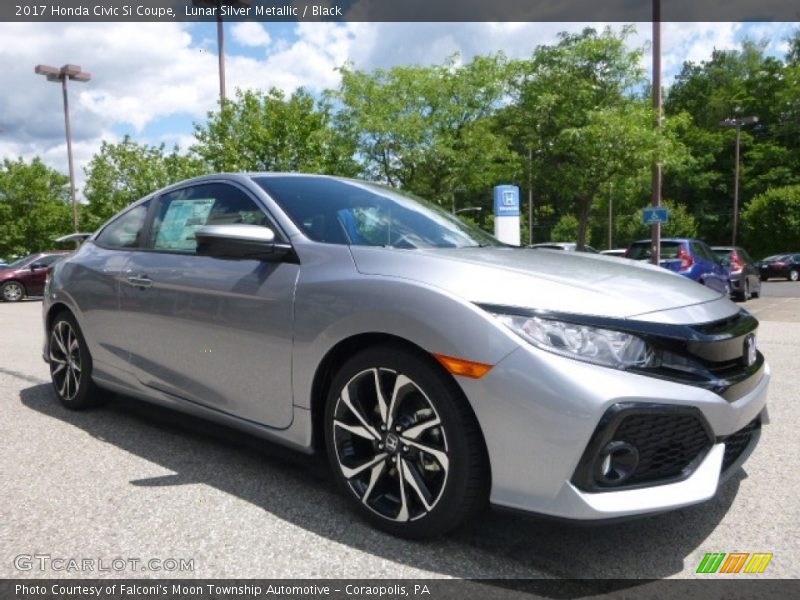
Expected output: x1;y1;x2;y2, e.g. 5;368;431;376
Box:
324;346;489;538
48;311;107;410
1;281;25;302
790;269;799;282
736;280;750;302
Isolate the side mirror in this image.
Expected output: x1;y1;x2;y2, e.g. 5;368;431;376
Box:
195;224;295;261
30;262;45;270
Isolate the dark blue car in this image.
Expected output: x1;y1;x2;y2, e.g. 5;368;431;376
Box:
625;238;731;295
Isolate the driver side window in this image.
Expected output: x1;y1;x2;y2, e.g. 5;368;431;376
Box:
151;183;270;254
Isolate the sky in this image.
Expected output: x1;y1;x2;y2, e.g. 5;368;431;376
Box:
0;21;797;193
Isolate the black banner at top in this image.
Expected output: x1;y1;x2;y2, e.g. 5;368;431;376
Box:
3;0;800;23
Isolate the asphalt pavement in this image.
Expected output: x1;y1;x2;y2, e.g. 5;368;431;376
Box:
1;282;798;580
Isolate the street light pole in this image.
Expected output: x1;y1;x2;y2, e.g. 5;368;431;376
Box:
193;0;252;105
35;64;91;233
720;115;758;245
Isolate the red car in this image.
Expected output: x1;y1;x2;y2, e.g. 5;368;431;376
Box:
0;251;71;302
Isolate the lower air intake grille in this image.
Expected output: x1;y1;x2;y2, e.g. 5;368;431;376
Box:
614;413;712;485
722;418;761;472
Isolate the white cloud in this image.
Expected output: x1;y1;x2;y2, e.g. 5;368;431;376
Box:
1;20;793;199
231;22;271;48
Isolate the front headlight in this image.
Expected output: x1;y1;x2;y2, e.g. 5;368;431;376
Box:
493;313;654;370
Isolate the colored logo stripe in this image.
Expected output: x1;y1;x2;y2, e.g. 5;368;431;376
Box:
744;553;773;574
697;553;726;573
697;552;773;574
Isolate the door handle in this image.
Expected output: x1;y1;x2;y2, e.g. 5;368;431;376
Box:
126;275;152;288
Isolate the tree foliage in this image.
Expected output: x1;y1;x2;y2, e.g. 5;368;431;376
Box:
741;185;800;259
0;158;73;258
334;54;519;209
193;88;358;176
664;38;800;247
506;27;686;249
82;136;204;229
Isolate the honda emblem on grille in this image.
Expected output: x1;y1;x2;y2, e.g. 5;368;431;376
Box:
744;334;757;367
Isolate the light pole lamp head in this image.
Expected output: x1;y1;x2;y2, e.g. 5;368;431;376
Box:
35;64;91;83
35;64;60;77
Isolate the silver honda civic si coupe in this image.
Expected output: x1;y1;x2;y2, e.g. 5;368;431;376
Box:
43;174;769;538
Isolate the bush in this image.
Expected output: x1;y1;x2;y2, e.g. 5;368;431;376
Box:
741;185;800;259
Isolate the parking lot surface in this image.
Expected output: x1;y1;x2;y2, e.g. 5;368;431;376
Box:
1;283;798;579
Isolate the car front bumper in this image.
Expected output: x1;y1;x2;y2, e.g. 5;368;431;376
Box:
458;343;769;520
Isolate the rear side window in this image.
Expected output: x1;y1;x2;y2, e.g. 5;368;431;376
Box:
95;201;151;249
627;241;682;260
150;183;270;254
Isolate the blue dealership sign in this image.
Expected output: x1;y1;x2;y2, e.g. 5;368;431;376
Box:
493;185;520;217
642;206;669;225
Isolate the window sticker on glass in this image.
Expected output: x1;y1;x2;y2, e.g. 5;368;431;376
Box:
156;198;216;250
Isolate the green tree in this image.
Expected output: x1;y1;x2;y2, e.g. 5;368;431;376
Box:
334;54;519;209
0;157;72;258
741;185;800;258
82;136;204;229
507;27;684;249
665;37;800;242
550;214;581;243
192;88;357;176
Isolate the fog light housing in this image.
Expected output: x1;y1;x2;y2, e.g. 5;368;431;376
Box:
593;441;639;486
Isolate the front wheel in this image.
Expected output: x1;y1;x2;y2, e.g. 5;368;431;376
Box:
324;346;489;538
1;281;25;302
48;311;107;410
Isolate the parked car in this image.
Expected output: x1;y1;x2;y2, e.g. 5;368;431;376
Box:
600;248;627;257
711;246;762;301
43;174;768;538
757;253;800;282
529;242;599;253
625;238;730;295
0;251;71;302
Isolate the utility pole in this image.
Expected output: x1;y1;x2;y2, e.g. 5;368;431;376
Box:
193;0;252;105
528;147;533;245
651;0;663;265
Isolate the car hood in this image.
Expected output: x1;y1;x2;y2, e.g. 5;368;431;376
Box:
350;246;738;322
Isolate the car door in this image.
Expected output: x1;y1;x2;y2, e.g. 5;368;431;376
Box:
118;181;298;428
693;241;727;293
71;200;153;382
26;254;63;295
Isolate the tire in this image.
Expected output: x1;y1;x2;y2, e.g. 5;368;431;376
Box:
48;311;107;410
736;280;750;302
790;269;799;282
324;346;489;538
1;281;25;302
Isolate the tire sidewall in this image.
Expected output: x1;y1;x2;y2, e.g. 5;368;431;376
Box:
49;312;98;410
2;281;25;302
323;346;485;538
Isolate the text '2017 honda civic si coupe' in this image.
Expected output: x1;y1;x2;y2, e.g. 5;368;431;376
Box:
43;174;769;538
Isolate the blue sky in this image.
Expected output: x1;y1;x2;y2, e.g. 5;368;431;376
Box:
0;21;797;192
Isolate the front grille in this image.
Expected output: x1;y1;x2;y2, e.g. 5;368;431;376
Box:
613;413;712;485
722;418;761;472
571;403;714;492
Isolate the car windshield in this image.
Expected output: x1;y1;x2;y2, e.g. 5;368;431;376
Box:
4;254;35;269
627;241;683;260
254;176;502;249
